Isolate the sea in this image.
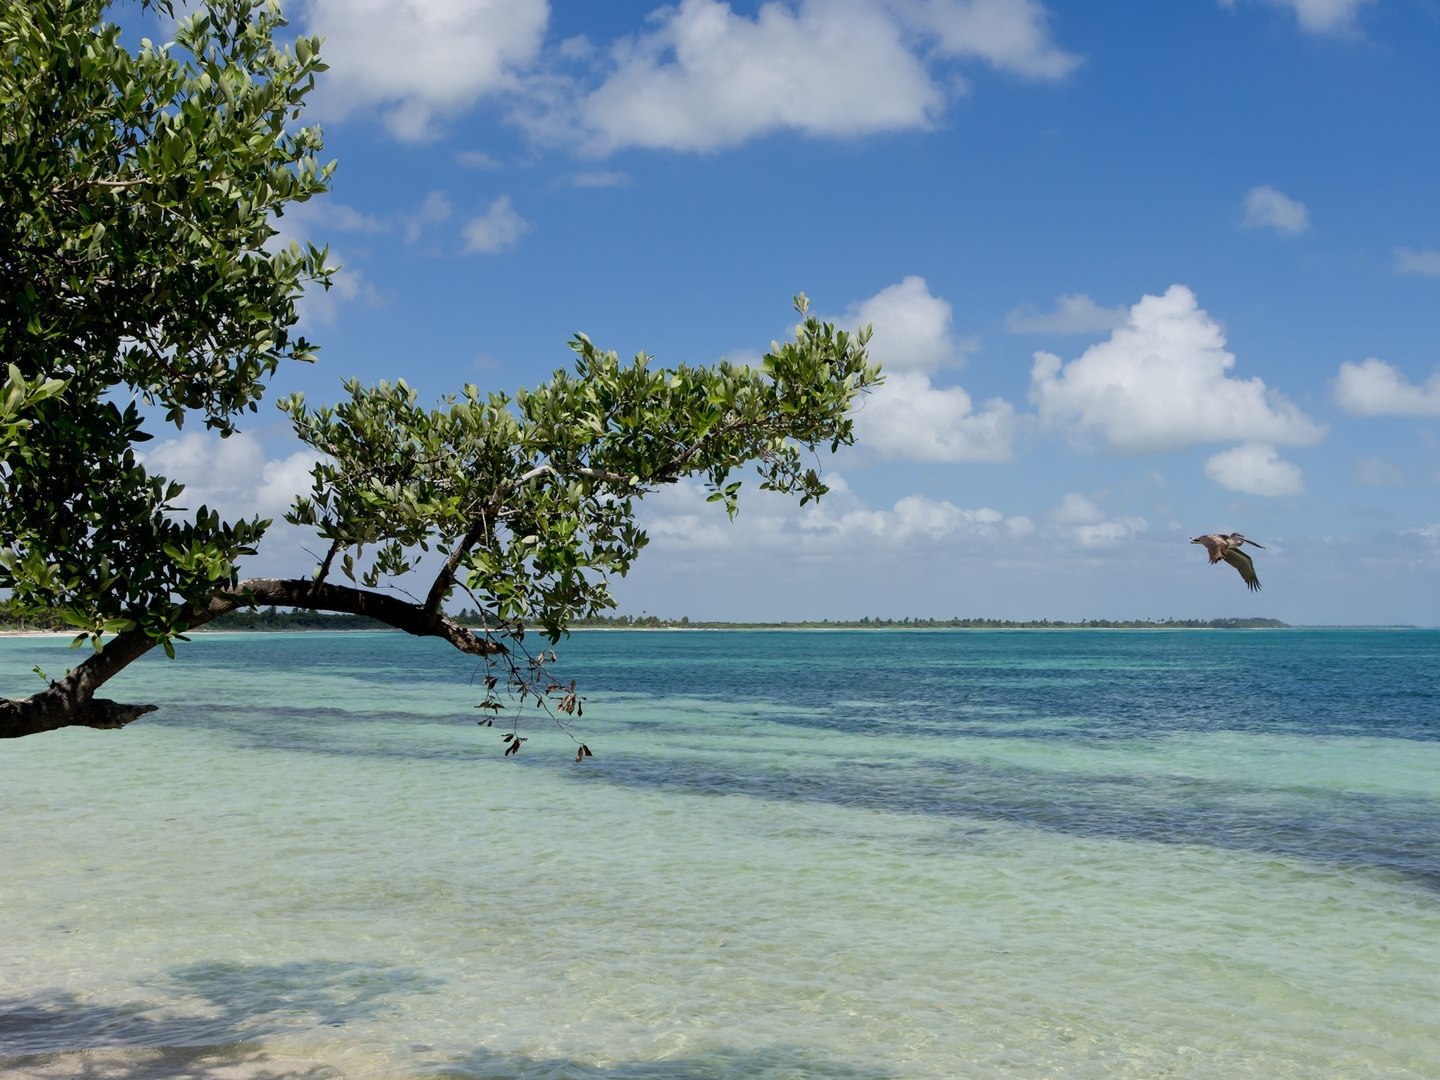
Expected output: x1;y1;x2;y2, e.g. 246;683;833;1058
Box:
1;627;1437;1080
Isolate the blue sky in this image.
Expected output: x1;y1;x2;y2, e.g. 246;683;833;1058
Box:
139;0;1440;626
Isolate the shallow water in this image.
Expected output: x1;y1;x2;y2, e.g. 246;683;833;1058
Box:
2;629;1438;1078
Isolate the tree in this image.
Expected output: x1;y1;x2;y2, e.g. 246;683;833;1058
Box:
0;0;881;739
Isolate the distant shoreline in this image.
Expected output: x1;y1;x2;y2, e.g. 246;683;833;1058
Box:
4;622;1431;638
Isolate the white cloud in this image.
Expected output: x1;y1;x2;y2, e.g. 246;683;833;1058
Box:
1048;492;1104;525
1333;357;1440;417
1395;248;1440;277
887;0;1081;78
403;191;454;243
638;478;1029;552
1044;493;1145;547
1241;184;1310;235
566;0;940;153
549;0;1076;154
1350;455;1403;487
1203;442;1305;496
846;494;1007;542
140;433;336;580
841;276;971;371
298;0;548;141
822;278;1014;463
1219;0;1373;34
1006;293;1128;335
1029;284;1326;453
143;433;324;521
1069;517;1148;549
297;0;1078;152
461;195;532;253
855;371;1018;462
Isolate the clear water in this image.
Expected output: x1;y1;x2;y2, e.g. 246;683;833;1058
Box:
2;629;1437;1079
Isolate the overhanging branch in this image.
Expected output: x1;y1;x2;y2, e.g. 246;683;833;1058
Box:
0;577;506;739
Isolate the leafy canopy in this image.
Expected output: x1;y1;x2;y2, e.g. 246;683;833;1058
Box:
0;0;880;739
1;0;332;646
283;304;878;641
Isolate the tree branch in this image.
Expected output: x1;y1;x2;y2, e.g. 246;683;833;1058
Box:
0;578;506;739
212;578;505;656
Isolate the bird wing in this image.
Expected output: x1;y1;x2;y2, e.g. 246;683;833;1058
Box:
1221;547;1261;591
1197;535;1228;563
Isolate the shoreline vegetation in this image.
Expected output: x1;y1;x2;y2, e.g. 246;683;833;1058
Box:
2;606;1296;634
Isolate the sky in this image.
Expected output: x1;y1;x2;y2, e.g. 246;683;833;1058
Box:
134;0;1440;626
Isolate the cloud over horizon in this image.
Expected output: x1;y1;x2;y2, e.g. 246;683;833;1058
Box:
1029;284;1326;454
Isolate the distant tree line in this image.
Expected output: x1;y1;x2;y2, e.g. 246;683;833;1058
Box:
2;603;1287;634
565;614;1290;630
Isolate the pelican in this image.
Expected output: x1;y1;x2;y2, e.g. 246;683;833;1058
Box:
1190;533;1265;591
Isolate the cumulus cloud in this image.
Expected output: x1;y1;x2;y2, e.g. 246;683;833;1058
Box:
294;0;1078;152
297;0;548;141
1218;0;1372;33
562;0;940;153
842;276;972;371
1029;284;1326;453
1333;357;1440;417
462;195;532;253
143;433;324;521
1069;517;1147;548
827;277;1016;462
1044;492;1145;547
638;477;1031;552
1241;184;1310;235
1006;293;1128;335
886;0;1082;78
855;371;1018;462
1395;248;1440;277
545;0;1077;154
1203;442;1305;496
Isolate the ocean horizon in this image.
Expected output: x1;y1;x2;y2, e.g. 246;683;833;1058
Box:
3;627;1437;1078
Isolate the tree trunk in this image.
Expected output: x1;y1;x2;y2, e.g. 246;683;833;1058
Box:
0;577;504;738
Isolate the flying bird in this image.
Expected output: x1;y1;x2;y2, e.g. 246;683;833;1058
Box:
1190;532;1265;591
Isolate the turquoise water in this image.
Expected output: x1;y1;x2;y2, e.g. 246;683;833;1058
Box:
2;629;1438;1079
